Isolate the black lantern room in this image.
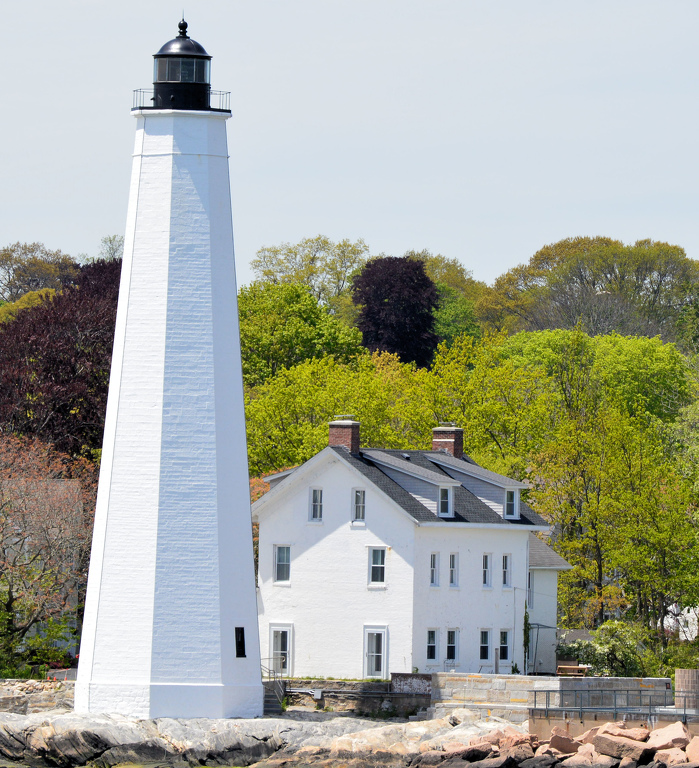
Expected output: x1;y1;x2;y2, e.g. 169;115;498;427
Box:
152;20;212;110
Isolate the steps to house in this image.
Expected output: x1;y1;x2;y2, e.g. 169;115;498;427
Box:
263;680;284;716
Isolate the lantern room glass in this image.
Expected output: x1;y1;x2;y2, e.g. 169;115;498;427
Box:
154;58;210;84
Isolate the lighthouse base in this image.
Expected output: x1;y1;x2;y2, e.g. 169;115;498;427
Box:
74;681;264;719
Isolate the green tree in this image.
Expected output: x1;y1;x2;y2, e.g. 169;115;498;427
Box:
0;289;55;325
477;237;699;341
245;353;433;474
0;243;78;302
251;235;369;309
238;282;363;388
561;621;646;676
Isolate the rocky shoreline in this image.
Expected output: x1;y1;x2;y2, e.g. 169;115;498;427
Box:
0;705;694;768
0;707;520;767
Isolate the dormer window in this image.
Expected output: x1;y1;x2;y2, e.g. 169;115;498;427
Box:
438;487;452;517
505;490;517;518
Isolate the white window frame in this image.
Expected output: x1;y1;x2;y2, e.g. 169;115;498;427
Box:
309;487;323;522
449;553;459;587
368;547;386;586
270;623;293;676
364;625;388;679
499;629;510;662
352;488;366;522
479;628;491;661
273;545;290;583
438;486;453;517
446;628;459;662
502;554;511;588
482;553;492;587
505;489;518;518
430;552;439;586
426;629;439;663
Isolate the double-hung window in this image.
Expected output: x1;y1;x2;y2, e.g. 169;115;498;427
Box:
480;629;490;661
500;630;510;661
353;489;366;521
505;490;516;517
310;488;323;521
449;553;458;587
446;629;458;661
438;487;451;517
502;554;511;587
430;553;439;586
427;629;438;661
369;548;385;584
482;553;491;586
274;545;290;582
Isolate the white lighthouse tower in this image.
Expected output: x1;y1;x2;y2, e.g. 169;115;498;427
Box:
75;21;263;719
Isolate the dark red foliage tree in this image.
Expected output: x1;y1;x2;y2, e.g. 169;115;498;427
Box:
351;256;439;367
0;260;121;456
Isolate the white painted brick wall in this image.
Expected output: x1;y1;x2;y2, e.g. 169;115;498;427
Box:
76;109;262;719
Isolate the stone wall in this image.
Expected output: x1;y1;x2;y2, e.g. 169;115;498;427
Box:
0;680;74;713
284;678;430;717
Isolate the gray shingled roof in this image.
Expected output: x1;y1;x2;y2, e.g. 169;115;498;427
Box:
426;452;528;489
362;450;461;486
333;447;547;528
528;533;572;569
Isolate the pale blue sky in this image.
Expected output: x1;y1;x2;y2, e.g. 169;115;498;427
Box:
4;1;698;286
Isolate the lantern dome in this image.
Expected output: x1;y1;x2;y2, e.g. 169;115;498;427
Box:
151;20;212;110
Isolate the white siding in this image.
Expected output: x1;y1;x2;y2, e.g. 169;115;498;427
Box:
528;569;559;675
378;467;441;515
257;456;416;678
412;527;529;674
438;468;508;516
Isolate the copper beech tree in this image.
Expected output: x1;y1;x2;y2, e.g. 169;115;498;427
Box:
0;436;96;671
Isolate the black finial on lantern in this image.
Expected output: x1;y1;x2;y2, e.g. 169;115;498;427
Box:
151;20;212;110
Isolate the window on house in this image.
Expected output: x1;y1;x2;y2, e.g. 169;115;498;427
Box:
446;629;458;661
369;548;385;584
274;546;290;582
500;630;510;661
353;489;366;521
430;553;439;586
502;554;511;587
310;488;323;521
527;571;534;608
449;553;458;587
438;487;451;517
480;629;490;661
505;490;516;517
482;554;491;586
427;630;437;661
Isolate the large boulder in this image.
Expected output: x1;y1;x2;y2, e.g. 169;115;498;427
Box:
598;724;650;743
593;733;654;763
655;748;689;766
647;724;691;752
550;726;582;754
686;737;699;764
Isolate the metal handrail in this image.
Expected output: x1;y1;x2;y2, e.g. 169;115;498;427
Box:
132;89;231;111
260;656;286;708
529;686;690;721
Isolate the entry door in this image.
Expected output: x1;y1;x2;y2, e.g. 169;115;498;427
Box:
364;627;387;679
272;628;290;676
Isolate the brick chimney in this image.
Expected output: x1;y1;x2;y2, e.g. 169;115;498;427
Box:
329;416;360;454
432;424;463;458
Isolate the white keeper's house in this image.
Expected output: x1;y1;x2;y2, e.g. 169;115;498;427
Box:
252;419;569;680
